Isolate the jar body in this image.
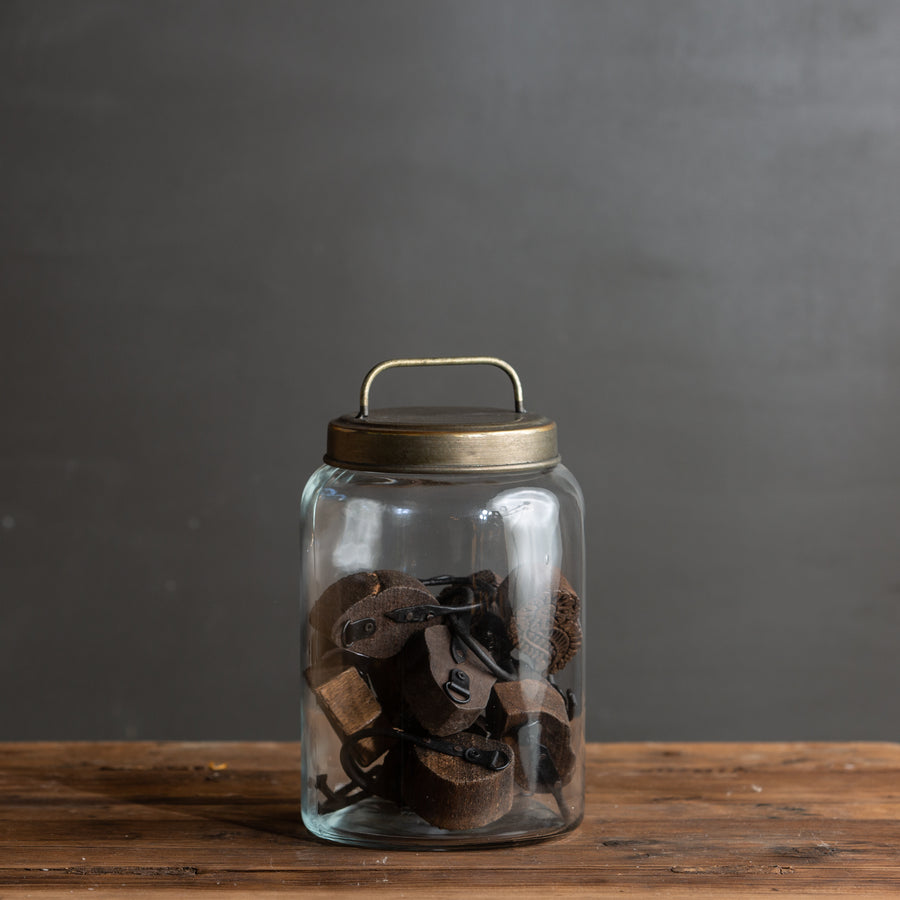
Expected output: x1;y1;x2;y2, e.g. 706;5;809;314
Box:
299;463;585;849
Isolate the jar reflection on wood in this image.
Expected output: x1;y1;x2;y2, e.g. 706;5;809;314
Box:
299;358;585;848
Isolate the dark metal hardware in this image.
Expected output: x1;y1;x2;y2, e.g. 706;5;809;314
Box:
418;734;511;771
341;617;376;646
443;668;471;703
384;602;479;623
340;727;513;794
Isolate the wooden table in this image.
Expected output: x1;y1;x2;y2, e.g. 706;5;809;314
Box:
1;741;898;897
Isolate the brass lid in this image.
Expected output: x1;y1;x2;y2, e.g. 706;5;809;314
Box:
323;358;560;474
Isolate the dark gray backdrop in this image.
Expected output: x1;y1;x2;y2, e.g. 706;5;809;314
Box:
2;1;899;742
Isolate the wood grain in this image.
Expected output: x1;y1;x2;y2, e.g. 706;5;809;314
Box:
1;741;898;897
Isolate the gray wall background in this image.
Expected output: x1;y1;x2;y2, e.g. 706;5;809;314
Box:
2;1;899;742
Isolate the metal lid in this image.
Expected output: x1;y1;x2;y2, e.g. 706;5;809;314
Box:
324;358;560;474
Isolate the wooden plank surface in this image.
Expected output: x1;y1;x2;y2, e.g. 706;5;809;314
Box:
0;741;898;897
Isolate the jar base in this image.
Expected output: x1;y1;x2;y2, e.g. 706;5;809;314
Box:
303;794;582;850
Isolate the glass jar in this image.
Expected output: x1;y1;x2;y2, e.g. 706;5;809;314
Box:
299;358;585;848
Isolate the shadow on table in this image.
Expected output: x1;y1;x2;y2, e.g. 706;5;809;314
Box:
38;755;315;843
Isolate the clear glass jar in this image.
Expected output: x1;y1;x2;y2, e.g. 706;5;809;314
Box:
299;359;585;849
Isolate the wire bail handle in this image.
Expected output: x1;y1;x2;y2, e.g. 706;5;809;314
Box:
357;357;525;418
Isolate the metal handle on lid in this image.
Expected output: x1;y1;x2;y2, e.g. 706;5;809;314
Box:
357;357;525;418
